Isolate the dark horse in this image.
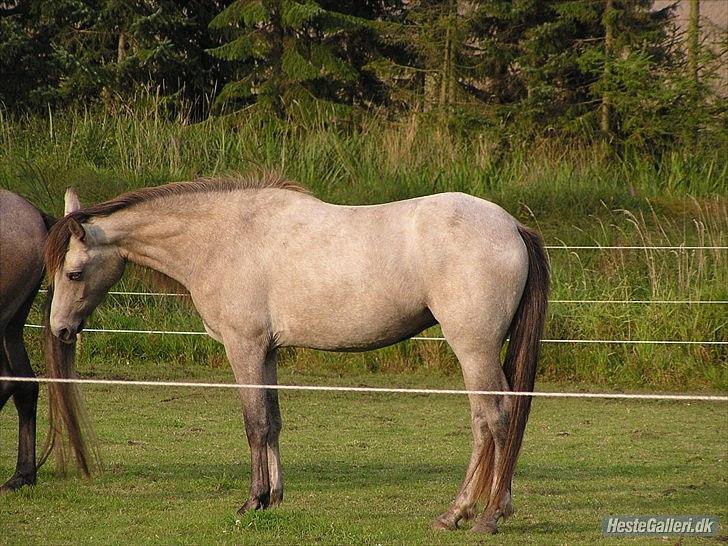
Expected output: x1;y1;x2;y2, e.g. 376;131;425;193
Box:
0;189;95;490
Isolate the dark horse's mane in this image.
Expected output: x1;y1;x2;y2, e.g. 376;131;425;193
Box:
44;173;308;278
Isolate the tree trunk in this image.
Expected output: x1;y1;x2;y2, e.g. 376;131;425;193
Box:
266;0;285;117
438;0;457;110
447;23;456;107
687;0;700;86
600;0;615;137
424;72;440;112
687;0;700;145
439;23;451;108
117;31;126;64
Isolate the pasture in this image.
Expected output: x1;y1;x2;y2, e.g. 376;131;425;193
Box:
1;110;726;389
1;110;726;543
1;366;726;545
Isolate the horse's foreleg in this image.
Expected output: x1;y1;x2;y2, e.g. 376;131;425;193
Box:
1;332;39;492
225;340;274;514
263;350;284;507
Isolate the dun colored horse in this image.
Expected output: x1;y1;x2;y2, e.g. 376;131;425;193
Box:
0;190;95;491
44;174;548;532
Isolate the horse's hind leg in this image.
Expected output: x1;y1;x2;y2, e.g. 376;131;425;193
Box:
433;342;512;533
1;318;40;491
263;350;284;507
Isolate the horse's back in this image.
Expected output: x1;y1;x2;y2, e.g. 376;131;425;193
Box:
409;192;522;250
234;191;528;351
0;190;47;328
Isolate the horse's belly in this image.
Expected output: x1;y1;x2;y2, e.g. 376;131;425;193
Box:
276;306;437;352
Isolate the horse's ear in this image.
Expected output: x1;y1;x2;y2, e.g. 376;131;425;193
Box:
64;187;81;216
68;218;86;242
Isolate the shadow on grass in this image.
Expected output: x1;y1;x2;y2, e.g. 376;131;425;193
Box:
41;458;723;502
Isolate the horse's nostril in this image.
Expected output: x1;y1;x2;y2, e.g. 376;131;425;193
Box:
58;327;72;342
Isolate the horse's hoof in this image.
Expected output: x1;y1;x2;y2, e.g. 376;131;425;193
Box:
0;475;35;493
432;514;458;531
237;497;263;515
471;518;499;534
237;490;273;515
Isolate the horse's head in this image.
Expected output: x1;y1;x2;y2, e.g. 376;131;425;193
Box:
46;188;126;343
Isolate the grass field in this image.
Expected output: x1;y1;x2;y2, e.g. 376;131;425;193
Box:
1;367;726;545
1;108;726;543
2;109;726;390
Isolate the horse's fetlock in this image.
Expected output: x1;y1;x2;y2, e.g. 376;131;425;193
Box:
499;491;514;519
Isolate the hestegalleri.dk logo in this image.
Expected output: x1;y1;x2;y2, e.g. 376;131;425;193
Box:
602;515;720;536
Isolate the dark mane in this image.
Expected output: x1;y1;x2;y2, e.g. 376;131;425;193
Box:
44;173;308;278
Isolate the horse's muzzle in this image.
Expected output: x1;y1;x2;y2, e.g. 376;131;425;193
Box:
56;328;75;344
56;320;84;344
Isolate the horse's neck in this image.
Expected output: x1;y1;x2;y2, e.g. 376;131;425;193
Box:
93;201;207;289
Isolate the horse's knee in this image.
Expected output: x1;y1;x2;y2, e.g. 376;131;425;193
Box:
13;381;39;412
0;380;16;409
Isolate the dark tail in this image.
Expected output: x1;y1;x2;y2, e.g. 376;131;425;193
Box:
36;285;99;476
477;224;549;514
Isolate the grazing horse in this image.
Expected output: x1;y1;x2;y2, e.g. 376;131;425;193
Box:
44;174;548;533
0;190;95;491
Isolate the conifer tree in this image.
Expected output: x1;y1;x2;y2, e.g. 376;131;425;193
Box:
0;0;230;115
207;0;364;116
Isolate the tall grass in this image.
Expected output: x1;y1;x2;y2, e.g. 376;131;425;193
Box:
2;107;725;391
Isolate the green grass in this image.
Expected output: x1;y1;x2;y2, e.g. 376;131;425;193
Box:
2;108;727;389
1;367;726;544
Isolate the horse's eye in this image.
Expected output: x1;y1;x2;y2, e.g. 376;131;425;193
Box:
67;271;82;281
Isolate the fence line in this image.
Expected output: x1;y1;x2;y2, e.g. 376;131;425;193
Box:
38;289;189;297
544;245;727;250
552;299;727;304
3;376;726;402
412;337;727;345
23;324;727;345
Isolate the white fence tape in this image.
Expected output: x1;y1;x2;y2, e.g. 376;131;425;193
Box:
22;324;728;345
544;245;727;250
2;376;726;402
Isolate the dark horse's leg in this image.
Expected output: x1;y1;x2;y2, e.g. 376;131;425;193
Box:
225;339;283;514
1;293;40;492
0;341;16;408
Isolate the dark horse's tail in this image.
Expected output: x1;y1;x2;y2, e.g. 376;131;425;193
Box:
36;213;98;476
476;224;549;516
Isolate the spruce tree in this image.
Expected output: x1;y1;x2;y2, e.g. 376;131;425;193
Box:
207;0;365;117
0;0;231;116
